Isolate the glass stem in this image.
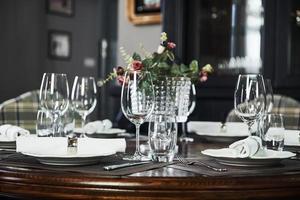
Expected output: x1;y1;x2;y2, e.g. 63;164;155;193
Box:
52;112;59;137
81;114;87;137
81;114;87;128
181;122;187;138
134;124;141;155
247;122;253;136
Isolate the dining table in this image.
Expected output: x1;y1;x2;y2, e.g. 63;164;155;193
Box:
0;133;300;200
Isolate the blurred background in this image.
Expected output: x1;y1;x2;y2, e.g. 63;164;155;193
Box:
0;0;299;126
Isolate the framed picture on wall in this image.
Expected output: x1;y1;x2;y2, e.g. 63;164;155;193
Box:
46;0;74;17
48;30;72;60
126;0;161;25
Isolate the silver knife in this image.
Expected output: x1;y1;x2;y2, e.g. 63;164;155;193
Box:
103;161;150;171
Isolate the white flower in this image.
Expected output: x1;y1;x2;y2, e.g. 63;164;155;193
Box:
157;45;165;54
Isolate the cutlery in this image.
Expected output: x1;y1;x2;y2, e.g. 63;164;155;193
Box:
103;161;150;171
177;155;227;172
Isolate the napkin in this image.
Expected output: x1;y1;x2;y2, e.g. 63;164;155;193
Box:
76;119;113;134
16;135;126;156
0;124;30;141
16;135;68;155
229;136;262;158
284;130;300;146
77;138;126;155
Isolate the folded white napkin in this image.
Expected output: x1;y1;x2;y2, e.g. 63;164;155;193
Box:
0;124;30;141
76;119;113;134
77;138;126;155
284;130;300;146
229;136;262;158
16;135;126;156
16;135;68;155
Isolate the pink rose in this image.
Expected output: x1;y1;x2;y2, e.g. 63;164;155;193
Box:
200;75;208;82
132;60;143;71
199;71;208;82
117;76;123;85
167;42;176;49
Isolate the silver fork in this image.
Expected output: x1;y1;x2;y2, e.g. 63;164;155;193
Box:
177;155;227;172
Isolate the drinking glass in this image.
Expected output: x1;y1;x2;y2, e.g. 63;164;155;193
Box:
179;84;196;142
39;73;70;137
149;114;177;162
234;74;266;136
71;76;97;137
121;71;155;161
36;110;52;137
260;113;285;151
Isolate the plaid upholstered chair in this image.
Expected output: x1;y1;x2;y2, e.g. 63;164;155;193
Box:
0;90;40;133
0;90;81;134
226;94;300;130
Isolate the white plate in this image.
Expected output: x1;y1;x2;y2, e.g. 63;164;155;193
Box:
202;148;295;167
75;128;126;136
87;128;127;138
188;122;249;143
95;128;126;134
0;141;16;149
22;151;115;166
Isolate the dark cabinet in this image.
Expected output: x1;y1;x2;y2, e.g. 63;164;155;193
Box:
163;0;300;121
274;0;300;90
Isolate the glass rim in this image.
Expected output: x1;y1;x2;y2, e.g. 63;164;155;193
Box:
43;72;67;76
238;73;263;77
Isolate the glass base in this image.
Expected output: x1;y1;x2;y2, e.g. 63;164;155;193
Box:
179;136;194;142
151;153;175;162
123;152;150;161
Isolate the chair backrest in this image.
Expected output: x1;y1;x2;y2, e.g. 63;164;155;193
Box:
226;94;300;130
0;90;40;133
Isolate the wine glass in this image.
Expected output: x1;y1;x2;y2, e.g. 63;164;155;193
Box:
179;84;196;142
264;79;274;114
39;73;70;137
257;79;274;139
71;76;97;137
234;74;266;136
121;71;155;161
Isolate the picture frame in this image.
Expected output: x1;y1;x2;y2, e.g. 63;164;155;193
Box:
48;30;72;60
126;0;161;25
46;0;74;17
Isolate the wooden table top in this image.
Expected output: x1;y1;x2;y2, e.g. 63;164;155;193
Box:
0;134;300;199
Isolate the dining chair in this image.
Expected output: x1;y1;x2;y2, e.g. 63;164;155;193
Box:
226;94;300;130
0;90;40;133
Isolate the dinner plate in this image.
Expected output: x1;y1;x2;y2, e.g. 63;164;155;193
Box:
202;148;295;167
188;122;249;143
87;128;126;138
0;141;16;149
22;151;115;166
95;128;126;134
199;135;248;143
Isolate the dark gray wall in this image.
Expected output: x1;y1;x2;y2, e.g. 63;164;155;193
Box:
0;0;103;103
0;0;45;102
45;0;100;82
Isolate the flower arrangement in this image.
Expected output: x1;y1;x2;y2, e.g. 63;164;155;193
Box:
98;32;213;86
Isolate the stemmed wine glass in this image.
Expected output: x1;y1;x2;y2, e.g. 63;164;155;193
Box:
179;84;196;142
234;74;266;136
121;71;155;161
257;78;274;139
71;76;97;137
39;73;70;137
264;79;274;114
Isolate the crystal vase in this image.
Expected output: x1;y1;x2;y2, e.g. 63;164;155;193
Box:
152;77;191;122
